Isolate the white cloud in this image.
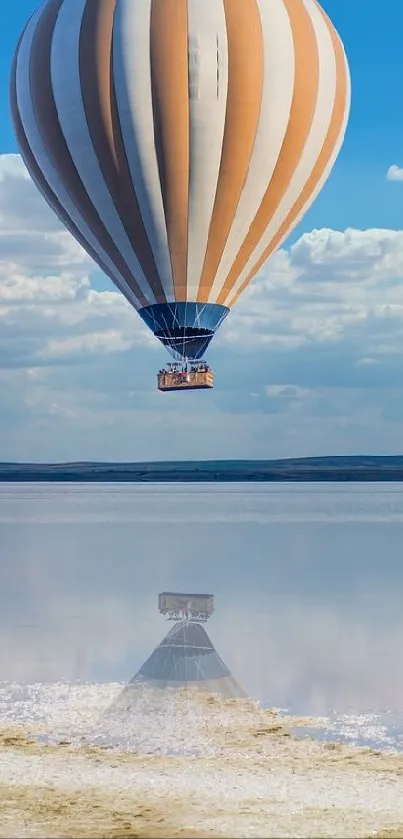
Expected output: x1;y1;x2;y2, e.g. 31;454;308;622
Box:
356;357;378;366
266;385;310;399
386;164;403;182
3;154;403;458
2;155;403;368
0;153;30;181
38;330;135;360
0;272;89;303
0;154;154;375
225;226;403;355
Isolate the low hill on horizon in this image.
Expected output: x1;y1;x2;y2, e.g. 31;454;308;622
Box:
1;455;403;481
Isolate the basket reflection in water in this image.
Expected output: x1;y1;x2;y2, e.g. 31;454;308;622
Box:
116;593;246;702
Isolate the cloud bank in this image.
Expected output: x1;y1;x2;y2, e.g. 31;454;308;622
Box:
1;154;403;460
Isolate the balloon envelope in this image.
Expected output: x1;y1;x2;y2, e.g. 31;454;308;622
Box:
10;0;350;361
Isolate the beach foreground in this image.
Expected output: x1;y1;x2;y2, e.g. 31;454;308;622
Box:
1;684;403;838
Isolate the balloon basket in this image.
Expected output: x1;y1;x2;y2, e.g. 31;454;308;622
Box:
157;363;214;392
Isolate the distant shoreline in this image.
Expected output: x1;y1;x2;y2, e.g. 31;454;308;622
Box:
2;456;403;482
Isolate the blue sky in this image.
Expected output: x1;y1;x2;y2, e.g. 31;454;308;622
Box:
1;0;403;461
2;0;402;232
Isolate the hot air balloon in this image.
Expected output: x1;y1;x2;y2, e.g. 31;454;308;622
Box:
10;0;350;392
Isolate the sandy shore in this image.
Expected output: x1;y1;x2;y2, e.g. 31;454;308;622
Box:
1;692;403;838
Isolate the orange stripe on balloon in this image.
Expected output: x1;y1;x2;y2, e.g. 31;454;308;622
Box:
216;0;319;306
150;0;189;301
196;0;264;303
227;2;348;309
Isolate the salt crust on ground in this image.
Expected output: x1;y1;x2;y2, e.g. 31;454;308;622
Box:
1;683;403;838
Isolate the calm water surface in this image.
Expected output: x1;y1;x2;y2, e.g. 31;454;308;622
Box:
1;482;403;716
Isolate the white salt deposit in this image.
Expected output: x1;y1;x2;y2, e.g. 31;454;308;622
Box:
1;682;403;838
